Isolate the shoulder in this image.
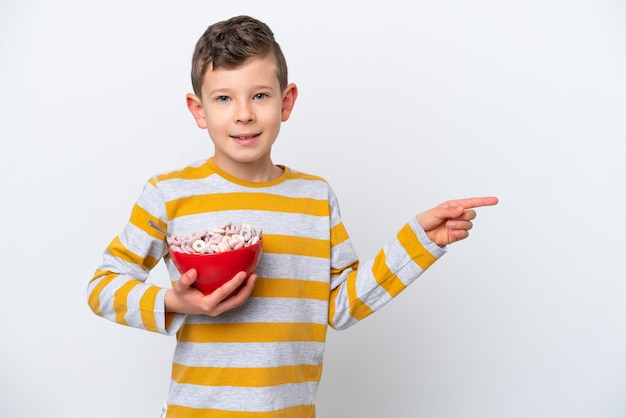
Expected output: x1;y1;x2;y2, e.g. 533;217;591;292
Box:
285;166;330;185
283;166;340;203
148;159;212;186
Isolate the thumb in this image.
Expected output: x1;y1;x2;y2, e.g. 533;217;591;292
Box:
178;268;198;288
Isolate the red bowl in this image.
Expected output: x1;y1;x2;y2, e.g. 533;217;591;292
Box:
169;238;263;295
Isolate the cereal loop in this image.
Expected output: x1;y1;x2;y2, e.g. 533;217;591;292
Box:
170;222;262;254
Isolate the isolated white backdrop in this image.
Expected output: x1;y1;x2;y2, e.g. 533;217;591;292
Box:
1;1;625;417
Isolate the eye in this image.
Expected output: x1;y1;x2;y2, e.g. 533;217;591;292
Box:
216;95;230;102
253;93;268;100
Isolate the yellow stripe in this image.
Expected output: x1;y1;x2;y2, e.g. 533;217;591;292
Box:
106;236;138;264
87;272;118;316
165;312;175;331
330;221;349;246
129;204;168;250
166;193;328;218
178;322;327;343
129;203;153;233
156;164;212;181
165;404;315;418
371;250;407;297
154;158;326;183
126;205;163;269
345;270;374;321
106;236;159;270
113;281;135;326
328;291;337;325
253;278;329;301
145;254;159;270
140;286;160;332
397;224;437;270
172;363;322;387
289;170;326;181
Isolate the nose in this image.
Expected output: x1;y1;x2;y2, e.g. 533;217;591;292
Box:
235;100;255;123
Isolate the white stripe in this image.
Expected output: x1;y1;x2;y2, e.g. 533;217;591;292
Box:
173;341;325;368
256;253;329;281
183;297;328;325
168;381;318;412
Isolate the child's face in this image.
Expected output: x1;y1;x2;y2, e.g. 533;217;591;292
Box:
187;54;297;180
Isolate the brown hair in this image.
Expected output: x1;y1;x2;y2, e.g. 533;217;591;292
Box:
190;15;288;97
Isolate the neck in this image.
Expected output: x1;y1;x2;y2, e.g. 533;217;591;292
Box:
212;157;283;182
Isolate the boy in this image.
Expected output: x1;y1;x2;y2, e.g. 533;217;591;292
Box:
87;15;498;417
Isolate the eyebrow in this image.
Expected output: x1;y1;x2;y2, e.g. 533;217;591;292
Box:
207;84;277;96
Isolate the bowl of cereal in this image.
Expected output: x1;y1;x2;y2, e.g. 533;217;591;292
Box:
167;222;263;295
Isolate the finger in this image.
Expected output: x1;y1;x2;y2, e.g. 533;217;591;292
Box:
177;268;197;289
225;274;257;304
446;219;474;231
450;196;499;210
450;229;470;241
211;271;248;301
238;273;257;295
214;274;257;312
438;205;466;220
452;209;476;222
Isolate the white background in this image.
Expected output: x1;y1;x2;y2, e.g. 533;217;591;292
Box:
1;1;625;417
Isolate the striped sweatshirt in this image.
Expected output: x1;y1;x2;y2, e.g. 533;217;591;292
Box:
87;158;446;417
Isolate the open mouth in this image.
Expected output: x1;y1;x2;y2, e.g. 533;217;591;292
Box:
232;134;259;141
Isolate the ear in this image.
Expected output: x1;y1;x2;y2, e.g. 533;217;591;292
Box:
280;83;298;122
186;93;207;129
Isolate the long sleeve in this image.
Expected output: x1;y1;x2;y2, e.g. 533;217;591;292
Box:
328;204;447;330
87;178;185;335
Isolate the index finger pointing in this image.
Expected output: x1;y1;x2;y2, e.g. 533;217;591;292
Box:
452;196;499;210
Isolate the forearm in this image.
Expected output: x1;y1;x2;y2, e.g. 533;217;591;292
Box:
329;217;446;330
87;267;182;335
